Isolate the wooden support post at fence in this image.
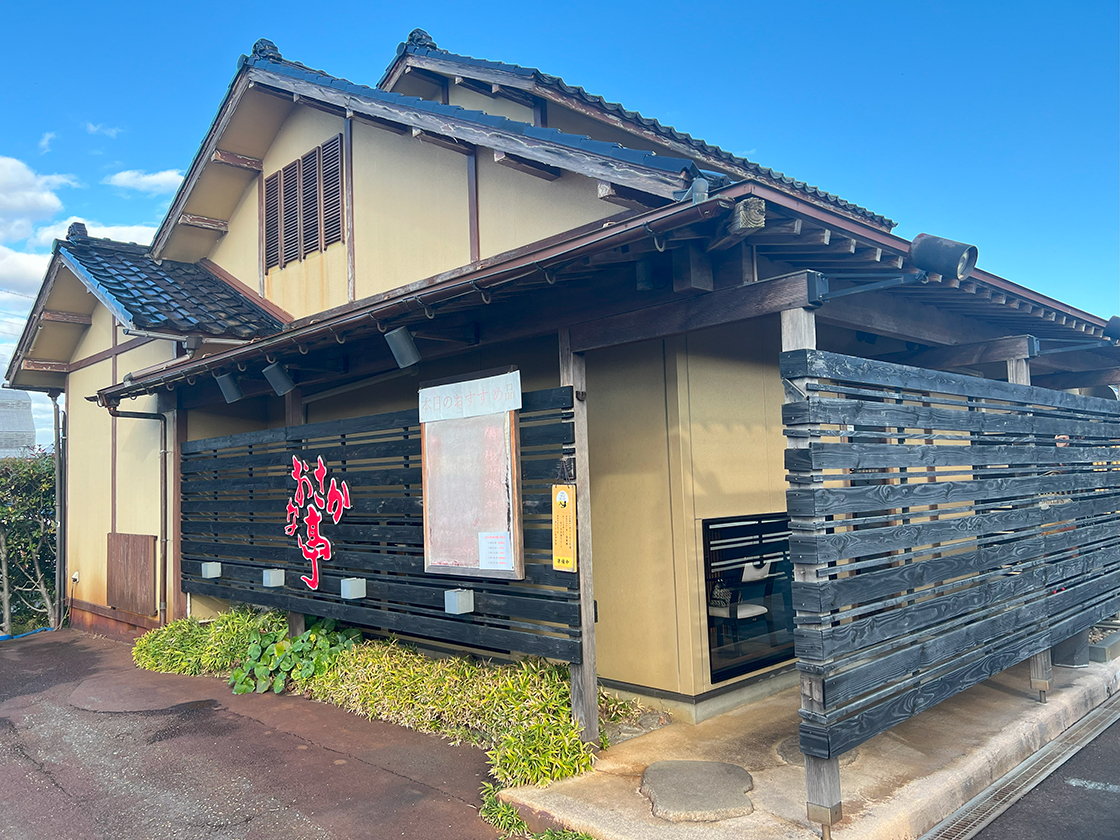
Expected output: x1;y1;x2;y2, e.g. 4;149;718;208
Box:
559;328;599;745
1007;358;1052;704
783;306;842;837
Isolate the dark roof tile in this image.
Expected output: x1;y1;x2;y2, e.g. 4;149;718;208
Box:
243;52;702;182
382;33;893;228
58;238;283;340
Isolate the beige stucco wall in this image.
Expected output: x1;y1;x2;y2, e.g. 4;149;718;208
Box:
584;319;789;697
65;312;178;612
351;120;471;299
447;86;534;123
585;339;680;693
476;154;612;258
67;361;113;606
65;306;115;605
113;338;171;539
208;170;260;289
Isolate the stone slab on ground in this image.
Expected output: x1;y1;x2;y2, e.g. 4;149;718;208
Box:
503;658;1120;840
639;760;753;822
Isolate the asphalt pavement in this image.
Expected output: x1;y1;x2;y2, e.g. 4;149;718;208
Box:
974;719;1119;840
0;629;497;840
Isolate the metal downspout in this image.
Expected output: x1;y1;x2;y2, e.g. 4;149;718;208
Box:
106;407;168;626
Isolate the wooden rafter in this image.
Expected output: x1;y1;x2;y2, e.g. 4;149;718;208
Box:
493;150;562;181
41;310;92;326
179;213;229;233
211;149;263;171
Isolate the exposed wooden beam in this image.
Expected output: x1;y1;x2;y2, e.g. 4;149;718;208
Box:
817;289;1006;347
743;219;804;244
178;213;228;233
873;335;1041;369
493;150;562;181
41;310;92;326
22;359;69;373
707;197;766;252
1031;368;1120;390
355;113;410;135
672;244;713;294
211;149;263;171
596;181;668;211
569;270;816;352
402;66;449;89
410;127;474;155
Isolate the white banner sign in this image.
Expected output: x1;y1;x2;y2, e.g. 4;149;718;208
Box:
419;370;522;423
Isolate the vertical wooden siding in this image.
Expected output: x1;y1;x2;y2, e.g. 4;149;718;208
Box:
782;350;1120;759
106;532;157;616
179;387;583;662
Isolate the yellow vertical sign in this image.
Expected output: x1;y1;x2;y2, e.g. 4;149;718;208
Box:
551;484;577;572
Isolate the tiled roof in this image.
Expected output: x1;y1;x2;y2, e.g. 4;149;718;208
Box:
242;43;702;180
58;232;283;340
381;30;894;229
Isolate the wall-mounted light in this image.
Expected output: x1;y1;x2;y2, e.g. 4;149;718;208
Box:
263;361;297;396
909;234;978;281
340;578;366;599
201;562;222;578
385;326;422;368
215;371;244;404
262;569;285;587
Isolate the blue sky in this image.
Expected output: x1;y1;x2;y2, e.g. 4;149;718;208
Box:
1;1;1117;442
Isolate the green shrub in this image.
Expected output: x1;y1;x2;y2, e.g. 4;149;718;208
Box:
229;619;359;695
302;641;594;786
132;608;285;676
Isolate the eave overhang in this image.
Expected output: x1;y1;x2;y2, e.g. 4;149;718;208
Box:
380;47;897;233
151;59;702;262
101;182;1110;407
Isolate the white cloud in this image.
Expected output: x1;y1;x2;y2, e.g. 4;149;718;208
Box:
38;132;56;154
0;157;78;243
0;245;49;297
85;122;122;139
29;217;156;249
102;169;183;195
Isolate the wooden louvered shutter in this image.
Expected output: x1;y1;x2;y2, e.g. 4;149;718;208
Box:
301;147;322;257
281;160;301;266
321;134;343;246
264;172;281;270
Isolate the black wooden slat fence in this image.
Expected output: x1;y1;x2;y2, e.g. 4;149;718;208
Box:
180;386;583;662
782;350;1120;760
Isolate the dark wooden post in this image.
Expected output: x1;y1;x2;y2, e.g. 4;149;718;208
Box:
286;388;306;639
559;328;599;744
783;307;841;839
1006;358;1053;704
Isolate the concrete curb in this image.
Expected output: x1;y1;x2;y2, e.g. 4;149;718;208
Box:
834;659;1120;840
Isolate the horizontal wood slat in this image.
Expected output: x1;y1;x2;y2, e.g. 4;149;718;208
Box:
782;350;1120;760
181;387;584;661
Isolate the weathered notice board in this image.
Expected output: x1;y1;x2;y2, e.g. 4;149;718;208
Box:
420;369;525;579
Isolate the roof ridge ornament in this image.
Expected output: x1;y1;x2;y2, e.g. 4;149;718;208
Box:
252;39;281;61
407;29;436;49
67;222;88;241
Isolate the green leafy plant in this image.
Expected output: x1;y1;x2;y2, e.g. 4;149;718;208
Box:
132;608;285;676
229;618;358;695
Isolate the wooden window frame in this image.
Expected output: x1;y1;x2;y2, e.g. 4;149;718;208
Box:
264;134;343;271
